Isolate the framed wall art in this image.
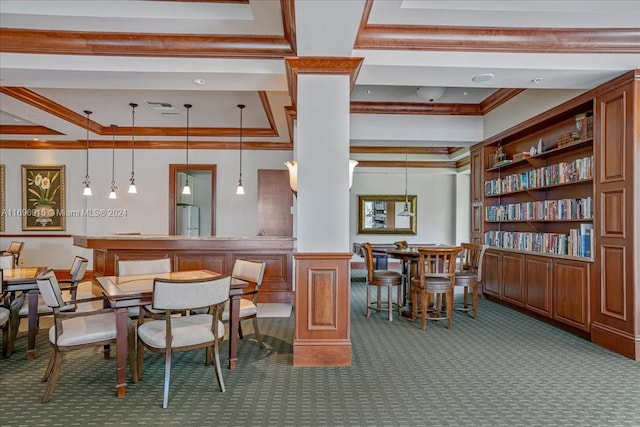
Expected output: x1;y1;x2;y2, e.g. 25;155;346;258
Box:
21;164;66;231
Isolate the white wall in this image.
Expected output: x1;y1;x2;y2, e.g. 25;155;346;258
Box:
349;167;466;261
0;148;290;269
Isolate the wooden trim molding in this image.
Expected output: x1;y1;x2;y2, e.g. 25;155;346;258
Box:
0;125;63;135
480;89;526;114
0;140;293;150
0;28;295;59
350;101;482;116
284;57;364;107
350;146;451;155
356;160;458;169
280;0;297;53
355;24;640;54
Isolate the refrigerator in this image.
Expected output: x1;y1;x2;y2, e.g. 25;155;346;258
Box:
176;205;200;236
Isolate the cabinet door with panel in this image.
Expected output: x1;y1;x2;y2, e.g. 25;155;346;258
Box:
554;258;590;331
525;254;553;318
501;252;525;307
483;249;502;297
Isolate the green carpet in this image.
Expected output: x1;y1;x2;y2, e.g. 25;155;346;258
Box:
1;271;639;426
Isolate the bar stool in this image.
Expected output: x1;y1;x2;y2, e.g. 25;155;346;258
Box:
363;242;403;321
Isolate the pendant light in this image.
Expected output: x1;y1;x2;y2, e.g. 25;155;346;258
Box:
398;150;414;217
182;104;192;195
82;110;92;196
109;124;118;199
128;103;138;194
236;104;246;195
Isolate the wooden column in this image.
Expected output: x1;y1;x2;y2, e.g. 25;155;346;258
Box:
293;253;352;366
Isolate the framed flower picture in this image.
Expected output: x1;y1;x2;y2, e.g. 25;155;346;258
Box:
22;164;66;231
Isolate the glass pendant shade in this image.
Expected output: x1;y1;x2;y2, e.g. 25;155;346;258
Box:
82;110;92;196
236;104;245;195
182;182;191;195
128;103;138;194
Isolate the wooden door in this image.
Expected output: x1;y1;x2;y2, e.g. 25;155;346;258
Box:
257;170;293;236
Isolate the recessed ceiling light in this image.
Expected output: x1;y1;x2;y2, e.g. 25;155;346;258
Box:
531;77;543;84
366;89;373;94
462;91;469;96
13;118;22;122
193;79;206;85
472;73;494;83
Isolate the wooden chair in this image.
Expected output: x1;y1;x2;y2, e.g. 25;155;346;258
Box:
410;246;461;329
222;259;267;348
36;270;135;403
6;256;88;357
117;258;171;276
454;243;487;319
0;269;10;357
363;242;403;321
3;241;24;267
136;274;231;408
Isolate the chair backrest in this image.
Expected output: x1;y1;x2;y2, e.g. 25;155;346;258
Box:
5;241;24;266
417;246;461;282
117;258;171;276
36;270;66;309
362;242;375;281
459;243;487;281
232;259;266;287
69;256;89;282
152;275;231;311
0;254;14;270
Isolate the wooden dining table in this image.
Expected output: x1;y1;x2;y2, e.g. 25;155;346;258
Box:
2;266;47;360
96;269;248;398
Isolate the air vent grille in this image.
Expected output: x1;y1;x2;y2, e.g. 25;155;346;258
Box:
145;101;175;111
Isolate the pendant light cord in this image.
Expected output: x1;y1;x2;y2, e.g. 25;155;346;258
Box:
129;103;137;183
111;124;116;186
184;104;191;176
238;104;244;182
404;150;409;203
84;110;92;184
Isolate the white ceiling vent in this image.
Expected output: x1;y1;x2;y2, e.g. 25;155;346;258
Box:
145;101;175;111
161;112;182;120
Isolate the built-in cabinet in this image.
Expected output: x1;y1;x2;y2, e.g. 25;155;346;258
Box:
472;70;639;360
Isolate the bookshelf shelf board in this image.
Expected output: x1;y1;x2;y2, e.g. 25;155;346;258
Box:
484;178;593;198
485;219;593;223
486;246;594;262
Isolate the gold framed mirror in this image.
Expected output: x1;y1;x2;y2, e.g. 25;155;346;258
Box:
358;194;417;235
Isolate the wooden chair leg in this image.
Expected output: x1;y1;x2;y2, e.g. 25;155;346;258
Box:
136;338;144;381
127;324;138;383
42;350;63;403
252;317;265;348
463;286;469;309
410;287;417;322
446;289;453;329
421;290;428;330
387;286;393;321
366;285;372;318
163;348;172;409
238;322;244;339
376;287;382;311
472;283;478;319
213;337;225;392
42;349;56;382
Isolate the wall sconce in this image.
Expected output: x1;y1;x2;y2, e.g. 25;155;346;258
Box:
284;159;358;197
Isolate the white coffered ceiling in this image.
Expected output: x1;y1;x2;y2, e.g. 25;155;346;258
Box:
0;0;638;164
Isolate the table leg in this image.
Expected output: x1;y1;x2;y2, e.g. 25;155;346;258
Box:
26;289;39;360
228;293;240;370
114;307;128;398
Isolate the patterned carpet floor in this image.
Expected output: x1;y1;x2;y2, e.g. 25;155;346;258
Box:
1;271;639;426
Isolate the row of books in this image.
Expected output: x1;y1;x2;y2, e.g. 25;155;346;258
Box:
485;197;593;221
484;156;593;195
485;225;593;258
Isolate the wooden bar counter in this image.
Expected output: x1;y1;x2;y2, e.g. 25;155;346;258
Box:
73;235;295;303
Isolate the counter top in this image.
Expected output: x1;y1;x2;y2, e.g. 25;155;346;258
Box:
73;234;295;241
